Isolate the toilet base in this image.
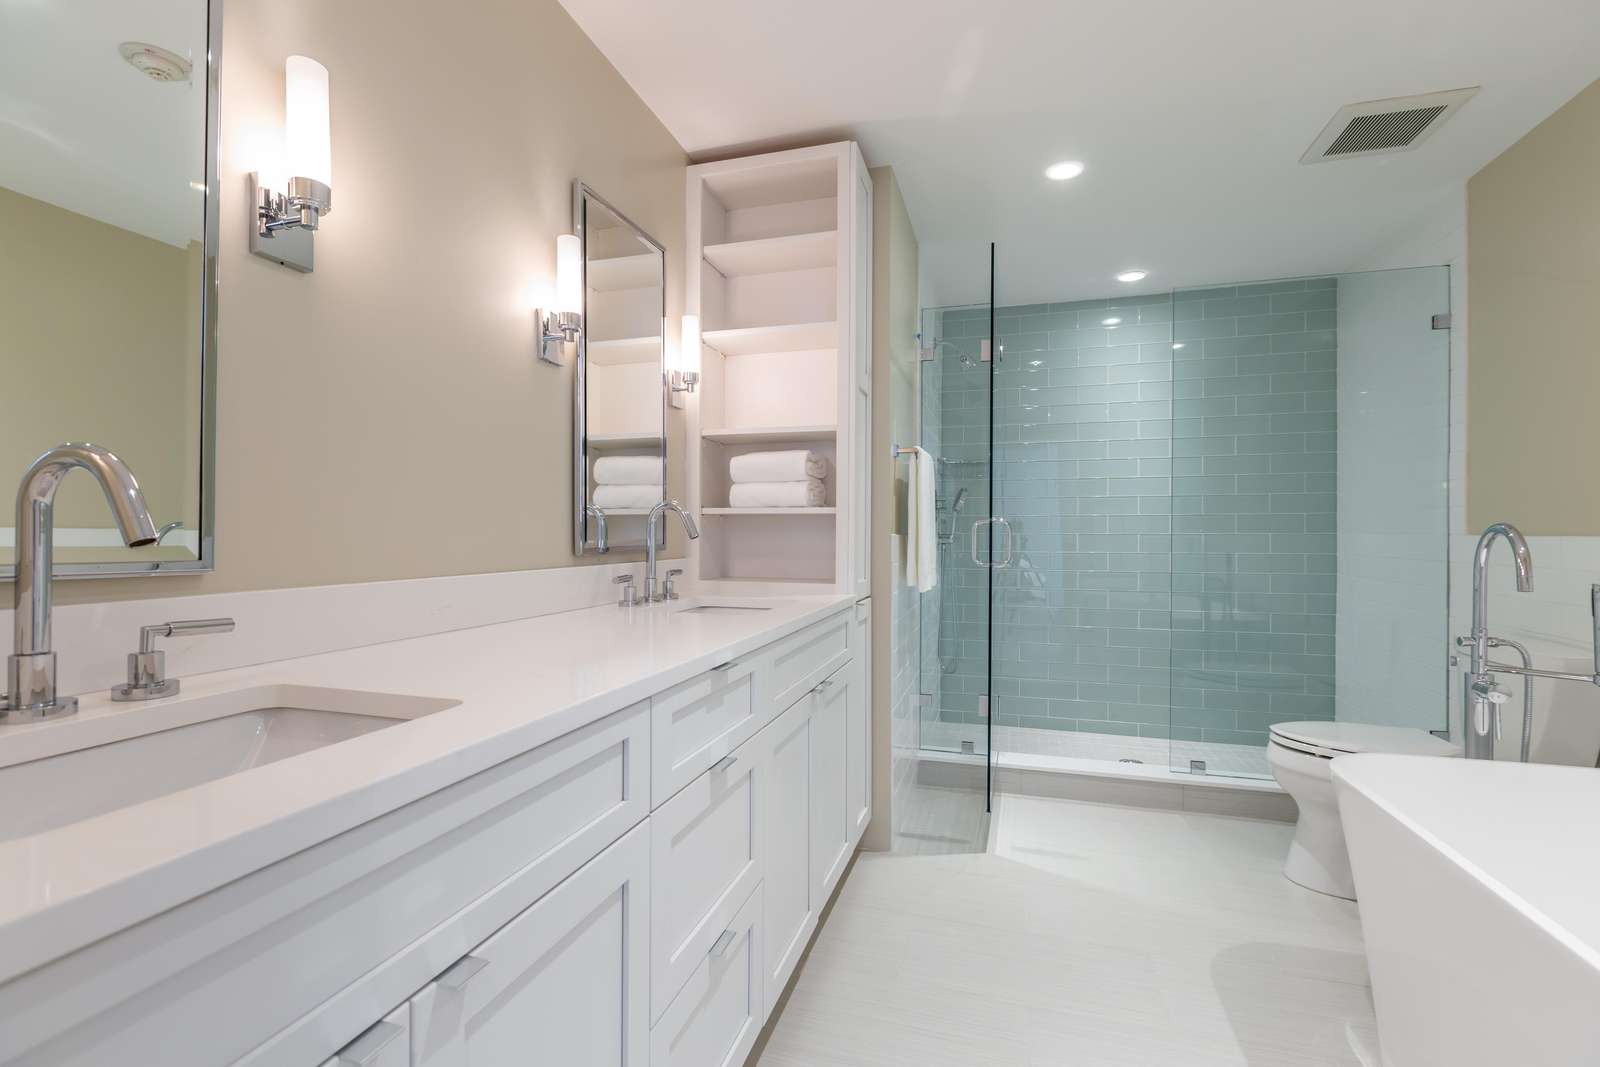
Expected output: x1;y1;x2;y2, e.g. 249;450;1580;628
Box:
1283;831;1356;900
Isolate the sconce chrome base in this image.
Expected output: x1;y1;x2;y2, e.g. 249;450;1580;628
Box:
536;309;582;366
249;172;331;273
668;370;700;408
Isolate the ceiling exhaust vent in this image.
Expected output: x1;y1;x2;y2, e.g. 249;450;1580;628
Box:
1301;87;1478;164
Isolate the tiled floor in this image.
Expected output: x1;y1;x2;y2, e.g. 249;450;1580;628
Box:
922;721;1273;779
757;794;1380;1066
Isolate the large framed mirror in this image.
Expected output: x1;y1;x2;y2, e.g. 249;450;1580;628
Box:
0;0;218;577
573;182;666;555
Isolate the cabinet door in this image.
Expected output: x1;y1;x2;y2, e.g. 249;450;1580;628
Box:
848;598;872;843
810;665;852;905
649;886;764;1067
410;823;649;1067
758;696;815;1017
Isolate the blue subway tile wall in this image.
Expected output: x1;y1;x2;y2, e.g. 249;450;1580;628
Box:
925;279;1337;752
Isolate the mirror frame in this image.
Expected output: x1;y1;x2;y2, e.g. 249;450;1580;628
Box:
3;0;222;580
572;180;667;556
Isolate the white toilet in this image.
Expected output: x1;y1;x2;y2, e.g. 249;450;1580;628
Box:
1267;721;1461;899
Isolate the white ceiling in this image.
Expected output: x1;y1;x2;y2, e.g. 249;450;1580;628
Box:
0;0;207;247
557;0;1600;306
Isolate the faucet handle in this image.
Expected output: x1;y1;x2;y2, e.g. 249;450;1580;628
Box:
112;617;236;702
613;574;639;608
664;568;684;601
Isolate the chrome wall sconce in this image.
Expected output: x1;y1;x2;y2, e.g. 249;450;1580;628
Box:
251;56;332;273
668;315;702;408
536;234;584;366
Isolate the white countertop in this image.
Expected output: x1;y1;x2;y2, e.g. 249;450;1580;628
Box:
1333;754;1600;970
0;593;855;984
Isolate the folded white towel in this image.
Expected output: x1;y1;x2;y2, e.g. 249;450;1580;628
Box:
728;479;825;508
593;455;661;485
592;485;662;510
729;450;827;483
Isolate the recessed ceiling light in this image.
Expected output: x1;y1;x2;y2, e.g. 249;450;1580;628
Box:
1044;160;1085;181
1116;269;1148;283
1101;317;1122;326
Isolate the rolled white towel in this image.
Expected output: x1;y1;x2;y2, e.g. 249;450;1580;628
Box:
728;479;825;508
593;455;661;485
729;449;827;483
592;485;662;510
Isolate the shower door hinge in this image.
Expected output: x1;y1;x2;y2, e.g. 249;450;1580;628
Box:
919;345;937;362
977;695;990;718
1431;313;1452;330
1189;759;1207;775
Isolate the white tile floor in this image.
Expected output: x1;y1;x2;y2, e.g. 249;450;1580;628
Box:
757;794;1381;1066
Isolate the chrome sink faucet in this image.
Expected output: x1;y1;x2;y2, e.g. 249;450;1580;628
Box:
644;500;698;603
2;444;157;723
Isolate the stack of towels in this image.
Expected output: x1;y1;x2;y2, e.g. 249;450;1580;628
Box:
728;450;828;508
592;455;661;510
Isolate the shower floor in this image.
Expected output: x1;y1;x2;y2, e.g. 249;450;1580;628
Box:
921;721;1272;780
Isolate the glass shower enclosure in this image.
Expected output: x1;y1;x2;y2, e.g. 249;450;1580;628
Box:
917;253;1451;803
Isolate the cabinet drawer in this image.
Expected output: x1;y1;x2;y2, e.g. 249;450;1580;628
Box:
650;886;764;1067
320;1004;408;1067
651;655;762;808
409;822;650;1067
650;734;762;1019
766;610;851;718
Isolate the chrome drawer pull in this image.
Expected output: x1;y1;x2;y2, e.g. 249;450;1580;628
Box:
814;678;835;692
708;929;737;958
711;755;738;773
336;1021;404;1066
437;953;489;992
711;660;737;672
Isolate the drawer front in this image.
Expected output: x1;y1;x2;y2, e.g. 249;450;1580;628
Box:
409;822;650;1067
650;886;764;1067
321;1004;409;1067
651;655;762;808
766;610;851;718
650;733;762;1019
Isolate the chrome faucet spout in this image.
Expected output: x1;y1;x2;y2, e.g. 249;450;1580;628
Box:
1463;522;1534;758
3;444;156;721
644;499;699;603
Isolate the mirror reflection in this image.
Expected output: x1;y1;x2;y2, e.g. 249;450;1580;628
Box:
0;0;213;572
575;185;666;554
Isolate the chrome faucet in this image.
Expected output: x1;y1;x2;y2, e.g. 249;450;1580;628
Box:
2;444;157;722
644;500;698;603
1462;522;1533;759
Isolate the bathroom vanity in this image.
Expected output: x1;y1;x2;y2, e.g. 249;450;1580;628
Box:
0;594;870;1067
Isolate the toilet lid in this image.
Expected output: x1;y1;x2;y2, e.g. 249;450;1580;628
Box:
1269;721;1461;757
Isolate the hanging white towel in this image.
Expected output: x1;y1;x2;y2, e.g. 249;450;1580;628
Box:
729;450;827;483
728;479;826;508
905;447;937;592
592;455;662;485
592;485;661;509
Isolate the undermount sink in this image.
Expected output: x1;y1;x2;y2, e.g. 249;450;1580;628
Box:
0;685;457;843
673;603;774;615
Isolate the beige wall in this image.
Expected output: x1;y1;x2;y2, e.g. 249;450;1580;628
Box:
60;0;687;604
864;165;919;851
1467;77;1600;534
0;187;197;542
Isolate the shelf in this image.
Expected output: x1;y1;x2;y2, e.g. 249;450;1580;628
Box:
703;230;835;277
702;424;836;445
588;432;662;448
702;321;836;357
586;252;659;292
703;507;836;517
586;336;661;365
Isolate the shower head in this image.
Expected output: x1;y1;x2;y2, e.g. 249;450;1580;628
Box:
951;487;969;514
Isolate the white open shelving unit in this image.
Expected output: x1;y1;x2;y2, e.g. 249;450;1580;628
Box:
686;142;872;597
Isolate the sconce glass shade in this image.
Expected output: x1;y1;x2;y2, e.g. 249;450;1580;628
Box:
284;56;332;187
679;314;701;374
556;234;583;315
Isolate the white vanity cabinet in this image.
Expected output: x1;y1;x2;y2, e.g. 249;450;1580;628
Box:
0;604;865;1067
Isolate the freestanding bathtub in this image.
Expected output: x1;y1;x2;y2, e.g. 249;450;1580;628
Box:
1334;754;1600;1066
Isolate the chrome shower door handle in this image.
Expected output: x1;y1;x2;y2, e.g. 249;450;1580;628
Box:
970;517;1014;568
